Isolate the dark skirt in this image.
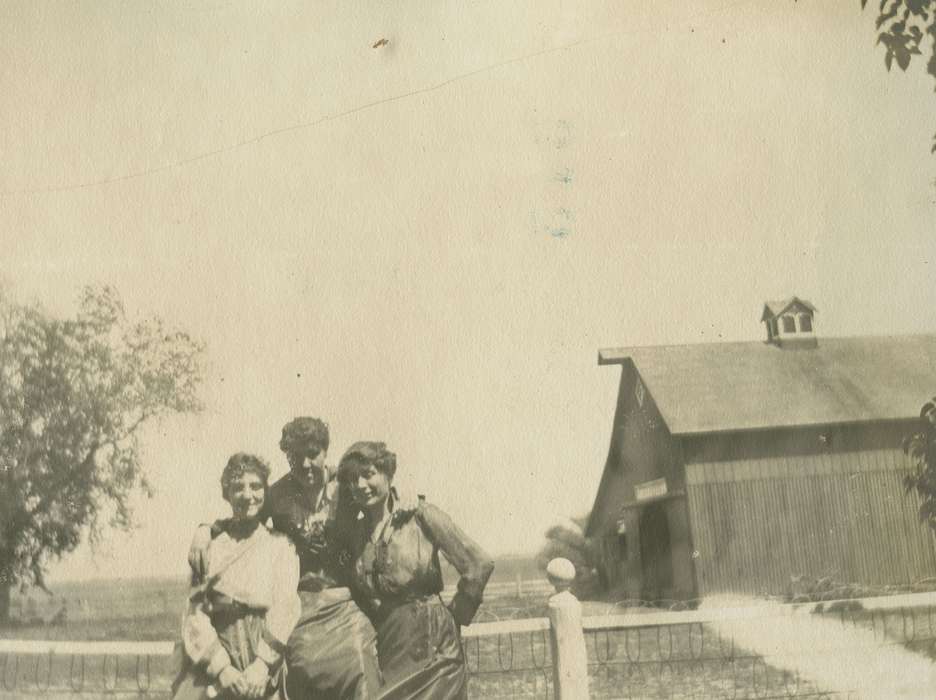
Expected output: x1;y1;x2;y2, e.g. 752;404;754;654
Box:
284;588;382;700
376;596;467;700
172;667;283;700
173;604;283;700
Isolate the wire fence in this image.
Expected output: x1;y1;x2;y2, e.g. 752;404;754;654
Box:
2;591;936;698
581;595;936;699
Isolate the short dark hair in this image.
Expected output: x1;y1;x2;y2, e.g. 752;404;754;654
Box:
337;441;397;483
220;452;271;501
279;417;330;457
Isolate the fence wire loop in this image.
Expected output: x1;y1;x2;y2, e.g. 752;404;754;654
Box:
529;627;548;669
711;627;734;661
657;623;674;661
69;652;86;691
901;606;916;642
688;621;705;659
871;609;886;641
462;636;480;674
136;653;152;692
33;651;53;691
102;653;119;691
623;626;641;662
1;653;18;692
589;628;614;664
657;659;675;691
495;632;514;671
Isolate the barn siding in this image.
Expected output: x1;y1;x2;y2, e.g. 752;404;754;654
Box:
587;361;690;597
685;448;936;596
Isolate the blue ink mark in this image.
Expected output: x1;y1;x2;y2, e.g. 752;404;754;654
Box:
553;120;572;150
532;208;574;239
554;168;573;184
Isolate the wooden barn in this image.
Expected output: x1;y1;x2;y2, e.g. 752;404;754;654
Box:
585;298;936;601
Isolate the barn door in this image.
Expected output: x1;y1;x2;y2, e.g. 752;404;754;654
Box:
639;503;673;602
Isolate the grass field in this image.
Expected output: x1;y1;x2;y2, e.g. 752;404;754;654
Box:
4;555;550;637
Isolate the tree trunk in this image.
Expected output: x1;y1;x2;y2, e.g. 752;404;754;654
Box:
0;581;10;625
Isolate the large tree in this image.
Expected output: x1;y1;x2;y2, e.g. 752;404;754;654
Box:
0;286;204;622
863;0;936;152
904;400;936;530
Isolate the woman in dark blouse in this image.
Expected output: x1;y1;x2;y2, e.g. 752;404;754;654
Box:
336;442;494;700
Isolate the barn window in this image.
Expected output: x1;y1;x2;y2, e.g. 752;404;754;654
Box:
799;314;812;332
782;316;796;333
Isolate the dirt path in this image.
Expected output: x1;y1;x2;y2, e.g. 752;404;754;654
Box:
702;597;936;699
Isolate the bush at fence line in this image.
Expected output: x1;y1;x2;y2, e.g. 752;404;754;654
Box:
535;516;601;599
784;573;936;603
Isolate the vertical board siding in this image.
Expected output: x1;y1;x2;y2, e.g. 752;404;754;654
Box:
686;449;936;596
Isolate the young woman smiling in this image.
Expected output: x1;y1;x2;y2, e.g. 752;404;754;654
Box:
337;442;494;700
173;453;300;700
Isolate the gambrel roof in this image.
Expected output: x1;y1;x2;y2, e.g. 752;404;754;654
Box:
598;335;936;435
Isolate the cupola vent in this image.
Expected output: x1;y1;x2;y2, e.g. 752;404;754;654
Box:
761;297;817;349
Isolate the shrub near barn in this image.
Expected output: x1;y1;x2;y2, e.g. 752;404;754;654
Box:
536;515;601;598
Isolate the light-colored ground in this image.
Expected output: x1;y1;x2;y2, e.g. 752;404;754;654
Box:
700;596;936;699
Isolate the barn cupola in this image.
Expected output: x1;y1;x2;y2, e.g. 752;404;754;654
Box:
761;297;817;349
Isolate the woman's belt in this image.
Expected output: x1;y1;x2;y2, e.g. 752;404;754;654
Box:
376;592;446;616
206;592;265;617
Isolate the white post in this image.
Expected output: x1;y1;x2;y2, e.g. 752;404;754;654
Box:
546;558;589;700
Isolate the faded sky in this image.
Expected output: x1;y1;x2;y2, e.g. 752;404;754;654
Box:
1;1;934;581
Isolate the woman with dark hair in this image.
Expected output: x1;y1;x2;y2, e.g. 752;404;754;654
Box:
173;453;300;700
337;442;494;700
188;418;390;700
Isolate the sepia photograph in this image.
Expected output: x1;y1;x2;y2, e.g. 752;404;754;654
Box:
2;1;936;698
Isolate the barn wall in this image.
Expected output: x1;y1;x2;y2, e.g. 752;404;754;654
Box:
682;422;909;462
684;429;936;596
586;366;633;590
588;361;689;598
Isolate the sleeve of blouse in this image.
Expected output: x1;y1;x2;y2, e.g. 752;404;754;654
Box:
187;524;213;585
255;535;301;669
416;502;495;626
181;534;231;678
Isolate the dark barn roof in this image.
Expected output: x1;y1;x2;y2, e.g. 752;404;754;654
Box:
599;335;936;435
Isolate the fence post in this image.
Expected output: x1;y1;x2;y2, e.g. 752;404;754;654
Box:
546;558;589;700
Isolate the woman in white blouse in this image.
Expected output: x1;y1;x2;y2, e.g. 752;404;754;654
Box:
172;453;300;700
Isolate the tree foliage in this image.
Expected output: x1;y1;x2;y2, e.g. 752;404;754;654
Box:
0;286;205;596
903;400;936;527
862;0;936;152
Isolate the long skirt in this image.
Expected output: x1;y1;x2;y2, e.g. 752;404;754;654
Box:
284;588;382;700
172;666;283;700
172;609;283;700
376;596;467;700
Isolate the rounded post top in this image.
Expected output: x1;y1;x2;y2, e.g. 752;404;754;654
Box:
546;557;576;593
